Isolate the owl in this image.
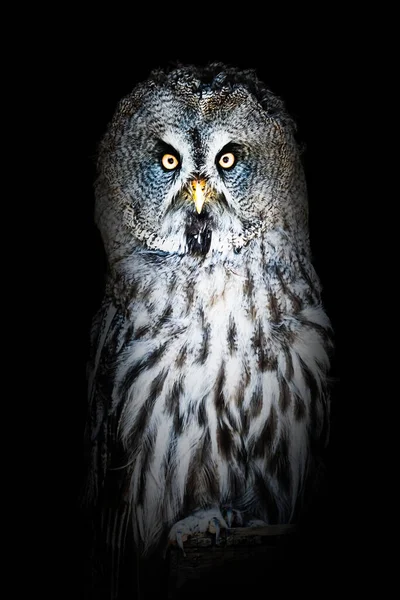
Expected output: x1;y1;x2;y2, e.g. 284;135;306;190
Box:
83;62;333;594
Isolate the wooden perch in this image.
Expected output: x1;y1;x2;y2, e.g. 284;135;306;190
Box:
166;525;297;597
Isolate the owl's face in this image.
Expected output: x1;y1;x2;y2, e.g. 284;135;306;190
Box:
95;64;309;261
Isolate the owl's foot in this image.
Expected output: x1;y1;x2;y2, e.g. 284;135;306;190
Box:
168;507;228;556
221;505;267;528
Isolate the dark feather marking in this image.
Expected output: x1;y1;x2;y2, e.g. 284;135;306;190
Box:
316;358;328;374
268;289;281;323
214;361;226;415
249;384;263;417
137;425;158;504
253;404;278;457
118;341;170;397
282;344;294;380
304;289;316;305
173;404;184;436
237;438;249;469
164;428;177;492
243;268;254;297
298;355;319;432
150;304;174;336
184;428;219;513
197;396;207;427
294;392;307;421
227;315;238;355
299;356;318;394
133;324;151;340
236;367;251;433
115;274;138;302
235;381;245;408
196;309;211;364
164;378;184;417
269;431;292;494
190;126;201;149
243;361;251;387
226;463;245;503
278;373;291;413
167;272;178;294
126;369;168;448
147;369;168;406
297;259;319;294
298;355;329;442
252;319;264;365
226;405;239;431
252;320;277;372
158;303;173;324
273;264;303;314
185;284;194;313
124;323;134;342
266;355;278;371
217;419;233;459
250;300;257;321
209;291;218;306
189;126;204;172
102;315;125;359
175;343;187;368
164;427;175;470
144;368;168;409
297;316;333;346
240;406;249;436
260;236;267;269
140;281;154;301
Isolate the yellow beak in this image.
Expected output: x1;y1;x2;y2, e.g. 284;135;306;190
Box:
191;179;206;214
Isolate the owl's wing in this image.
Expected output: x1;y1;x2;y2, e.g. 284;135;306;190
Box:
82;294;133;597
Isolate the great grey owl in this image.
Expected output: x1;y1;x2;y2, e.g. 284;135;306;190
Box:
83;62;333;589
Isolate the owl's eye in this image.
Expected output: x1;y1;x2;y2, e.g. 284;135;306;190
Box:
161;153;180;170
218;152;236;169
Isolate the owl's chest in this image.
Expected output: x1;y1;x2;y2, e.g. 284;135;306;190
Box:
116;255;329;456
119;262;284;416
129;263;261;361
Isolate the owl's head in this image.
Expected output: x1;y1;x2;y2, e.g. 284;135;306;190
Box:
95;63;309;264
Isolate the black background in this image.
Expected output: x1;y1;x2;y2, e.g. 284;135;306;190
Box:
36;10;379;598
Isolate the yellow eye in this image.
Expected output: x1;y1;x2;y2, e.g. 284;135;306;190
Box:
218;152;236;169
161;153;179;170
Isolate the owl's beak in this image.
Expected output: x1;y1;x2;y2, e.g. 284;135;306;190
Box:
191;179;207;214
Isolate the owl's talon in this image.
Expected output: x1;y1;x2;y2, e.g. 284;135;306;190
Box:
225;508;234;528
225;507;235;529
210;517;221;543
175;530;186;556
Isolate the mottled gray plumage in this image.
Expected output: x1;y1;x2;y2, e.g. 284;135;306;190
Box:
84;62;333;590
